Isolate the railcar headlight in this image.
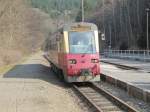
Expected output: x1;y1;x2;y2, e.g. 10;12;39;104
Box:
68;59;77;64
91;59;99;63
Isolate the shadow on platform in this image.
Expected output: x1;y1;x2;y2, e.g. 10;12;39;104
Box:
3;64;67;87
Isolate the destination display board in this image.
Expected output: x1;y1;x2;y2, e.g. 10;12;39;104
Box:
71;25;91;31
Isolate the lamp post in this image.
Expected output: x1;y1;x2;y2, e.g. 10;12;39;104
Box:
146;8;150;52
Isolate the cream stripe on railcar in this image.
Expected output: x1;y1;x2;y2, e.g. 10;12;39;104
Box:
94;31;99;53
64;31;69;53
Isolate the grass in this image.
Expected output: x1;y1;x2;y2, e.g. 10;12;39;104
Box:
0;64;15;74
0;51;42;75
0;54;30;75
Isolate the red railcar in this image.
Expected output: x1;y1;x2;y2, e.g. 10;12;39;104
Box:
47;22;100;82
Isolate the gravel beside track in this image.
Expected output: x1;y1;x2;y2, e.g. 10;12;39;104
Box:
73;82;139;112
96;82;150;112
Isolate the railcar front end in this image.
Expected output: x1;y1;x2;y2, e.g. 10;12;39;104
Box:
59;23;100;82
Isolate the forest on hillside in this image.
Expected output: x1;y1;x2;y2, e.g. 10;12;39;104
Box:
31;0;80;19
85;0;150;50
31;0;100;52
31;0;150;50
31;0;99;23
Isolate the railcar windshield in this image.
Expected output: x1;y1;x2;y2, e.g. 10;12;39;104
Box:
69;31;96;54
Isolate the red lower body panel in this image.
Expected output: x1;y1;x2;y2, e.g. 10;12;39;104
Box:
58;53;100;77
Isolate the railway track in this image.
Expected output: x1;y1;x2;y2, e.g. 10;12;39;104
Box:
73;83;139;112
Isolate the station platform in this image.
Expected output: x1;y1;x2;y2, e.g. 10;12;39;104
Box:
100;62;150;103
101;57;150;73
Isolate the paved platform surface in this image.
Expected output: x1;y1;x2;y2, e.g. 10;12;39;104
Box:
0;52;82;112
101;57;150;72
101;62;150;102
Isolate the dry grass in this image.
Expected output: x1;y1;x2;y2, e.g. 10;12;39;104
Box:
0;0;53;67
0;49;22;66
0;64;15;74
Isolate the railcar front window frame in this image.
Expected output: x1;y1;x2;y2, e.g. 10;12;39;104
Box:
68;31;96;54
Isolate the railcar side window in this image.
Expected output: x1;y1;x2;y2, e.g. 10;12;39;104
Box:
69;32;96;54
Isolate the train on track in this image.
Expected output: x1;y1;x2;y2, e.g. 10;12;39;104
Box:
46;22;100;82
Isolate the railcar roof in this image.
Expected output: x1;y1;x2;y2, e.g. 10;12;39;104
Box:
63;22;98;31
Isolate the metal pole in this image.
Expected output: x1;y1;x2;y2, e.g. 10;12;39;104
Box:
102;0;106;49
146;8;149;51
56;0;59;30
82;0;84;22
109;23;112;49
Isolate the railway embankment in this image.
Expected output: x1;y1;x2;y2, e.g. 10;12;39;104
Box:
101;62;150;103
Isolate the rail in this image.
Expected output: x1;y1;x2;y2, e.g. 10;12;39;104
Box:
73;83;139;112
104;50;150;61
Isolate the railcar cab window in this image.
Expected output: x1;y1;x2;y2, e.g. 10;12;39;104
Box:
69;32;96;54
